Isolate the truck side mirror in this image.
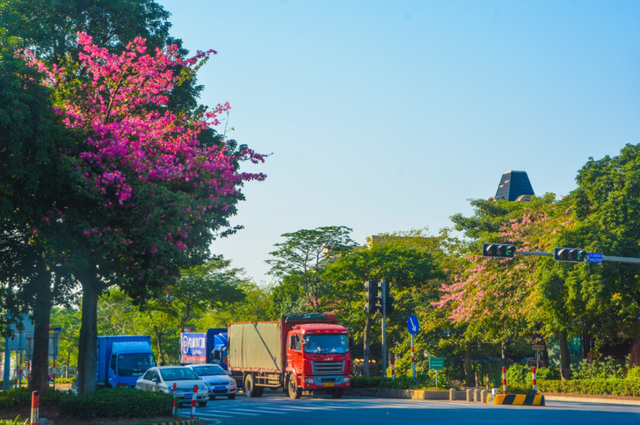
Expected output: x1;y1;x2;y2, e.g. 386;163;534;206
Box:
349;337;354;350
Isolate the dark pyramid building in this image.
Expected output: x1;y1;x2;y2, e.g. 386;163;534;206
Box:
493;171;535;202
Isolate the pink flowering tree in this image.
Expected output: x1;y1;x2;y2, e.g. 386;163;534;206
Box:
21;33;265;393
439;196;574;361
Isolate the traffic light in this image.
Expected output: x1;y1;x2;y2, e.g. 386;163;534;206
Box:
482;243;516;258
554;247;586;263
375;280;394;315
364;280;379;314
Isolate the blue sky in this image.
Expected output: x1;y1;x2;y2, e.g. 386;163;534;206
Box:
157;0;640;284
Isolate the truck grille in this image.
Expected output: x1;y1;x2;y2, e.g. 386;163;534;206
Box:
312;361;344;375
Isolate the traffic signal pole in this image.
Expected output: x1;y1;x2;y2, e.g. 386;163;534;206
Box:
381;279;387;378
514;250;640;264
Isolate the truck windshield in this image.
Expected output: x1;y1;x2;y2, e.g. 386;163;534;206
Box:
191;365;226;376
303;334;349;354
117;353;156;377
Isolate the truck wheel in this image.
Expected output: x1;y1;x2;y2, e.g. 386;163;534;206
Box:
244;374;264;398
330;388;344;399
287;374;302;400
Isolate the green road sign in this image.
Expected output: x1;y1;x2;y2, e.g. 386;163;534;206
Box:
429;357;444;370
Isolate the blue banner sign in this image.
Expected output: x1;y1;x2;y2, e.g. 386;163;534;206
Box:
181;333;207;363
586;253;603;263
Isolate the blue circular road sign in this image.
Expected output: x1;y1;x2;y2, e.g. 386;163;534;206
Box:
407;315;420;335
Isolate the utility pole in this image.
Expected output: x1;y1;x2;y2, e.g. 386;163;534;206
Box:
381;279;387;377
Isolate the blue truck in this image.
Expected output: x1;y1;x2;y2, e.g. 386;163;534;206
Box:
181;329;242;388
97;335;156;388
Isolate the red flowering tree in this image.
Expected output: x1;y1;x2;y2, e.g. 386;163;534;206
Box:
21;33;265;393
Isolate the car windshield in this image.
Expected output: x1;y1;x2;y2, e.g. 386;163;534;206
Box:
192;365;226;376
160;367;199;381
118;353;156;377
303;334;349;354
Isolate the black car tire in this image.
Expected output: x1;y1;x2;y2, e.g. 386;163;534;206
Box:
287;374;302;400
198;401;208;407
227;394;236;400
244;374;264;398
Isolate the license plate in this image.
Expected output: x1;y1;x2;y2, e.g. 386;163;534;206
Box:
215;386;226;391
184;394;192;399
323;383;334;387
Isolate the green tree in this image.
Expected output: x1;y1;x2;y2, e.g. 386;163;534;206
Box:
266;226;356;312
323;243;444;376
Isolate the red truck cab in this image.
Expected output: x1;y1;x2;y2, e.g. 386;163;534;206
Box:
285;323;351;398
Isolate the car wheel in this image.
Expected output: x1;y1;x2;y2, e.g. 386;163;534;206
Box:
227;394;236;400
244;374;263;398
287;374;302;400
198;401;208;407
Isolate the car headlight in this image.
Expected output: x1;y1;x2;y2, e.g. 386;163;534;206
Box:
229;380;237;388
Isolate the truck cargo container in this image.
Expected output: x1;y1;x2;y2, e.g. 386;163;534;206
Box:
97;335;156;388
228;313;351;399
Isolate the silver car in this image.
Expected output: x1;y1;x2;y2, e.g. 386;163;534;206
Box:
186;364;237;400
135;366;209;407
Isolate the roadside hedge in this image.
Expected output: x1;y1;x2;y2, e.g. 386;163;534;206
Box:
539;379;640;397
59;388;173;419
0;388;69;409
0;418;28;425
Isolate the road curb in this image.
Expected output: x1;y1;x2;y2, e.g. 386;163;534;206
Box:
544;395;640;406
140;417;204;425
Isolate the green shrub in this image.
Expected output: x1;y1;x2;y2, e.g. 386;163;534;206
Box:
351;376;383;388
626;367;640;380
0;418;28;425
571;357;625;380
536;366;560;380
538;378;640;397
0;387;72;409
54;377;76;384
507;364;531;385
59;388;173;419
379;375;433;390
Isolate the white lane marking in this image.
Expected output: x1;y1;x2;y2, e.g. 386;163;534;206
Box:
194;412;234;418
238;407;288;414
217;410;261;416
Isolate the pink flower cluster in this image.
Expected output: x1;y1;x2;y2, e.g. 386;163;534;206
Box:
20;33;266;252
20;32;265;206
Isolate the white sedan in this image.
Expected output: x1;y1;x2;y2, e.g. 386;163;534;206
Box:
135;366;210;407
186;364;237;400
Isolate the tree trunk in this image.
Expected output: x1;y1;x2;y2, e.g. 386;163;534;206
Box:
581;329;591;360
77;272;100;394
30;261;52;394
153;324;165;365
558;330;571;380
542;345;550;368
464;347;472;387
363;313;373;377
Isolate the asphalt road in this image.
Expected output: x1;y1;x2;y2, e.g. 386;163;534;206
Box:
177;392;640;425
